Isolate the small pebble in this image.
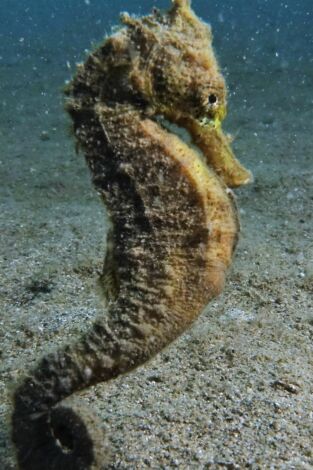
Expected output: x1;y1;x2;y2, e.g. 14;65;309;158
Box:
40;130;50;141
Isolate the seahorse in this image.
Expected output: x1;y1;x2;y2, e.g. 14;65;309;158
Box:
11;1;252;468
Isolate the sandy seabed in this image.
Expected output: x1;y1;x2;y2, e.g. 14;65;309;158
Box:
0;34;312;469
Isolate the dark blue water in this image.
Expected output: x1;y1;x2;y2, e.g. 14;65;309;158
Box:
1;0;312;65
1;0;312;139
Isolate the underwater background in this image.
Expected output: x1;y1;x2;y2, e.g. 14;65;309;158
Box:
1;0;312;468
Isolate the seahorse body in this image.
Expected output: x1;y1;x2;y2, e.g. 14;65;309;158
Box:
11;1;251;468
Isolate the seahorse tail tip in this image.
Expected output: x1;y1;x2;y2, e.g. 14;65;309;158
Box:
12;400;109;470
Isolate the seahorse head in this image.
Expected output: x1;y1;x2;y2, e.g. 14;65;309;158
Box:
66;0;251;188
121;0;227;125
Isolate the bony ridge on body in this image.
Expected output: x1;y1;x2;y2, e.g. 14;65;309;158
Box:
11;1;251;468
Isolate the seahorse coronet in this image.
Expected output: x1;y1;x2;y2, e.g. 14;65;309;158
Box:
11;2;251;469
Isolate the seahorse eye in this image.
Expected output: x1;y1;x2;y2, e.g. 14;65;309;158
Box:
208;94;217;105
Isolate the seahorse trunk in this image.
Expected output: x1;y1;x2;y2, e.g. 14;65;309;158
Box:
12;103;238;469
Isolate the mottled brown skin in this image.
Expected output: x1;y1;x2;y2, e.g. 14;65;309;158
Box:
11;1;251;469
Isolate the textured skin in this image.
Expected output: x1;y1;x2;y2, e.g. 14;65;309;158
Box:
11;1;251;469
